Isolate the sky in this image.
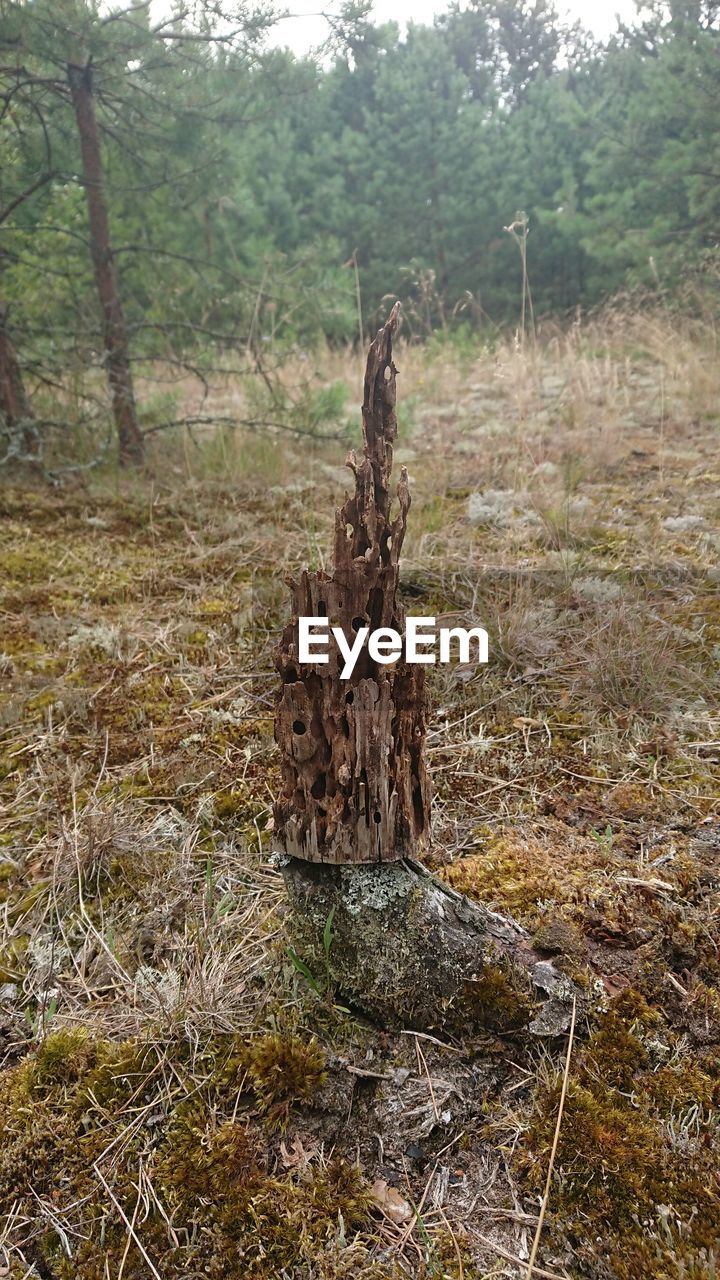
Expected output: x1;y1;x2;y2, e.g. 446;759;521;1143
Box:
271;0;642;55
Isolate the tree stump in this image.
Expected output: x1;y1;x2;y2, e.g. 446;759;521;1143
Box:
273;305;576;1036
273;303;430;864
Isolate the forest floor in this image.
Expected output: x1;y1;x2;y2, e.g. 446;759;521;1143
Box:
1;307;719;1279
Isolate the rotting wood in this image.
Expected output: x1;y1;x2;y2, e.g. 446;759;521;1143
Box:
273;302;431;865
281;853;578;1035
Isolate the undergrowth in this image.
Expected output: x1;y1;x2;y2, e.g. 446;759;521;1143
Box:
1;308;718;1278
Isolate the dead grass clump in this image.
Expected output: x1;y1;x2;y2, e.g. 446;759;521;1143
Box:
52;795;174;902
482;581;564;674
569;603;699;718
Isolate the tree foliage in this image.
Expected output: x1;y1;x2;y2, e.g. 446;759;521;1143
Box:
1;0;718;463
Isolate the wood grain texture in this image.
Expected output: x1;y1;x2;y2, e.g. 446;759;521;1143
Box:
273;303;431;864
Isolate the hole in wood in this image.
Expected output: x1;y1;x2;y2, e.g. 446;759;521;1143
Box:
412;782;425;833
317;600;327;615
311;775;326;799
373;811;382;823
352;617;365;632
293;720;307;735
345;690;354;704
284;669;298;683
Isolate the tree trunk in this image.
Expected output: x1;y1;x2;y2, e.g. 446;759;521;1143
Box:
273;306;577;1036
282;856;576;1036
67;60;144;468
0;298;38;464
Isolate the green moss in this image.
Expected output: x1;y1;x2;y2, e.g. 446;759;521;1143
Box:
583;1010;648;1089
643;1059;717;1114
528;1076;717;1227
213;786;257;820
0;1028;389;1280
518;989;720;1276
29;1028;99;1088
456;965;532;1034
1;546;59;585
7;877;50;921
0;931;29;981
155;1106;266;1215
79;1039;160;1112
440;832;597;928
241;1032;327;1129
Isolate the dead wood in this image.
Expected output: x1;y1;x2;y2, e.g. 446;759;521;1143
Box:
281;855;576;1036
273;303;431;865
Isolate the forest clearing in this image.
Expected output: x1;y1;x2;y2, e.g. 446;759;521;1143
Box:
2;0;720;1273
1;300;719;1278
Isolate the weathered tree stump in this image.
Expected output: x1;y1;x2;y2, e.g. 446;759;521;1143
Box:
273;303;430;865
273;306;576;1036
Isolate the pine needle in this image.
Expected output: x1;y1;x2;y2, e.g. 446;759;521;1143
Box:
525;996;577;1279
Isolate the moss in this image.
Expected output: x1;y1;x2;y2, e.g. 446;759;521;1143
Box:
533;915;583;956
518;988;720;1276
643;1059;717;1114
25;686;60;716
0;1089;78;1205
455;965;532;1034
243;1032;327;1129
0;931;29;981
440;831;598;928
1;546;60;585
431;1229;489;1279
213;785;259;820
583;1010;648;1089
79;1039;161;1112
7;877;51;921
29;1028;99;1088
610;1238;720;1280
524;1077;717;1234
220;1157;375;1279
155;1106;266;1214
605;780;658;818
0;1025;390;1280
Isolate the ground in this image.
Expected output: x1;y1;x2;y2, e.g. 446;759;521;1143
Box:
1;305;718;1278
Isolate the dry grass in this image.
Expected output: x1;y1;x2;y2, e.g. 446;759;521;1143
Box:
1;301;719;1278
